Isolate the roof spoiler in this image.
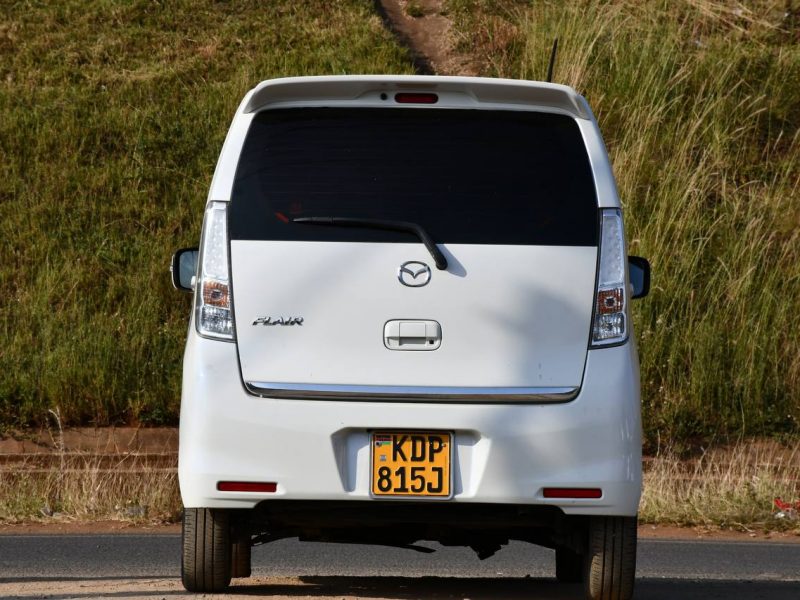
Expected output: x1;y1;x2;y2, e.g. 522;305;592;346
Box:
243;75;591;120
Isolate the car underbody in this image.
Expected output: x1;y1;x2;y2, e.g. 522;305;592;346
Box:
236;501;588;560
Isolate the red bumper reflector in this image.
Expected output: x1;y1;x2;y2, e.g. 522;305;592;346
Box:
217;481;277;493
395;92;438;104
543;487;602;499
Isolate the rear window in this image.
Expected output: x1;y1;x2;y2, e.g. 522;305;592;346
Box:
229;108;598;246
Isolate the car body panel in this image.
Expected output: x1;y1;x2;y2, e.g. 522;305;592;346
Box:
179;331;642;515
231;241;597;390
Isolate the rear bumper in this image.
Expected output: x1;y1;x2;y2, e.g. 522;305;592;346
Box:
178;335;642;516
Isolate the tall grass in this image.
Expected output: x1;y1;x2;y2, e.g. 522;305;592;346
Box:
641;440;800;530
450;0;800;443
0;1;415;426
0;454;181;522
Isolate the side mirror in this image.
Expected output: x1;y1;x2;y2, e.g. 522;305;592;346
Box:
628;256;651;299
171;248;199;292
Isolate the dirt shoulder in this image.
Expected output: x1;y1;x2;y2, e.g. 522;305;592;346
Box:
0;426;177;454
1;520;798;544
638;524;800;543
0;520;181;535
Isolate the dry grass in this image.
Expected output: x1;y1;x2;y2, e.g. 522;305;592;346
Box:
0;410;180;523
2;441;799;530
0;454;180;523
641;440;800;531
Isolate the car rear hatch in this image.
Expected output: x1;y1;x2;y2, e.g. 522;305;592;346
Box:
228;93;598;402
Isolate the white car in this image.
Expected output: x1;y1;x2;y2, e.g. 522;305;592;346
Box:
171;75;651;600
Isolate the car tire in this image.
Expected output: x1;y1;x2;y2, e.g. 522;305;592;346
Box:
231;535;252;578
583;516;636;600
181;508;232;592
555;547;583;583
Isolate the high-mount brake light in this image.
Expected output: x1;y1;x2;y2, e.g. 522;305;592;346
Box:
394;92;438;104
543;488;602;499
591;209;628;346
195;201;234;340
217;481;277;493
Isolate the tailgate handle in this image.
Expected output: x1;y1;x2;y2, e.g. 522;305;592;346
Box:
384;320;441;351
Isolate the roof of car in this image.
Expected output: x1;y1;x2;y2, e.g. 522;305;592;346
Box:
243;75;592;120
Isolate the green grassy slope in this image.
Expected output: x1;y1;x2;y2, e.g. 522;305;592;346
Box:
449;0;800;444
3;0;798;445
0;0;415;426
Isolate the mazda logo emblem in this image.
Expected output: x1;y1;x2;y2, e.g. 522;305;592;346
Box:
398;261;431;287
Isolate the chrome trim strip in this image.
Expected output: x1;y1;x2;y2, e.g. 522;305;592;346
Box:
244;382;579;403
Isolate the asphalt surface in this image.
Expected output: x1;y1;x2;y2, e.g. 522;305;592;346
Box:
1;534;799;598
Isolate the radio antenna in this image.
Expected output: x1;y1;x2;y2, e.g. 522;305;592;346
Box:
546;37;559;83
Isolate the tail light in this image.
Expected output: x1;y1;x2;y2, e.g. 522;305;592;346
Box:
592;209;628;346
195;201;234;340
394;92;439;104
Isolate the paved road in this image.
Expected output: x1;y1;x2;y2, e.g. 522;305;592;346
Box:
1;535;799;599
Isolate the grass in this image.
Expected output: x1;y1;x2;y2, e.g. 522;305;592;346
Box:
0;1;415;427
447;0;800;445
2;440;797;531
641;440;800;532
0;454;181;523
0;413;180;522
1;0;799;449
407;1;427;18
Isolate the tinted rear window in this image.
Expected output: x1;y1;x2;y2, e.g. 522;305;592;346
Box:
229;108;598;246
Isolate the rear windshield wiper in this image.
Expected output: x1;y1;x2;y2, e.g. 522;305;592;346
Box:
292;217;448;270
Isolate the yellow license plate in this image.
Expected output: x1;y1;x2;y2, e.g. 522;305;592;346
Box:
371;431;452;498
